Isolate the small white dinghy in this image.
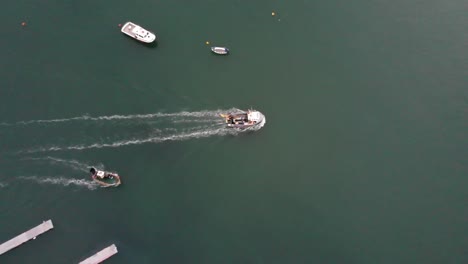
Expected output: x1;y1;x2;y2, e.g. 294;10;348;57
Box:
121;22;156;43
211;46;229;55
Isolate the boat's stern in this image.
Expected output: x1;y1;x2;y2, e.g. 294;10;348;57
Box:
120;22;133;33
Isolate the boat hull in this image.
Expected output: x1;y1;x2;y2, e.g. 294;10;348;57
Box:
227;123;259;129
92;174;121;187
211;47;229;55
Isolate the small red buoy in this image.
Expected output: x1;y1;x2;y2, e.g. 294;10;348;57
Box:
118;24;122;27
21;22;26;27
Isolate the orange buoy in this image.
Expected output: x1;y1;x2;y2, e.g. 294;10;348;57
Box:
271;12;276;16
21;22;27;26
205;41;210;45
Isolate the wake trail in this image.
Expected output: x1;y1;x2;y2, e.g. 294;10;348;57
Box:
18;176;98;190
22;127;239;153
22;156;101;172
0;108;241;126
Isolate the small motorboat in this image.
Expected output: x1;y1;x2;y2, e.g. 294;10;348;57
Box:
121;21;156;43
220;109;265;129
211;46;229;55
90;167;121;187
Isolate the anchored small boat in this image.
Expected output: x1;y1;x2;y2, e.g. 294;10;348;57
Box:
220;109;265;129
121;21;156;43
90;167;121;187
211;46;229;55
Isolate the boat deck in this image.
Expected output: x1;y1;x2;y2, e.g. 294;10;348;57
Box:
121;22;137;36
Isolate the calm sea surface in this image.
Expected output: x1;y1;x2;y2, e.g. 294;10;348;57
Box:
0;0;466;263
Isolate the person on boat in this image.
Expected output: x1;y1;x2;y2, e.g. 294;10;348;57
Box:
90;167;98;179
89;167;114;179
225;114;234;124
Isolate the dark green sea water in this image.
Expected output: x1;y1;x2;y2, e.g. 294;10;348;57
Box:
0;0;466;263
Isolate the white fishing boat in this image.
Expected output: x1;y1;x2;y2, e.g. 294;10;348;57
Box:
121;22;156;43
211;46;229;55
220;109;265;129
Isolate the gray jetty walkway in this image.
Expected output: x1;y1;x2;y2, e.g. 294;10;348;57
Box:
79;244;118;264
0;220;54;255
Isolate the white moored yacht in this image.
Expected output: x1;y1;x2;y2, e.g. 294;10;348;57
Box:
121;22;156;43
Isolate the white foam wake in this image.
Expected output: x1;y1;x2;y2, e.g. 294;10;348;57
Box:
0;182;7;188
0;115;92;126
22;156;101;172
24;127;238;153
19;176;98;190
0;109;241;126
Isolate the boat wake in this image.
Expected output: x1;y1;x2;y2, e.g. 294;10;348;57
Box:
23;126;239;153
0;182;7;188
0;109;233;126
22;156;101;172
3;108;256;154
18;176;98;190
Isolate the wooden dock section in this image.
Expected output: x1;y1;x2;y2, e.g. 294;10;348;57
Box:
0;220;54;255
79;244;118;264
